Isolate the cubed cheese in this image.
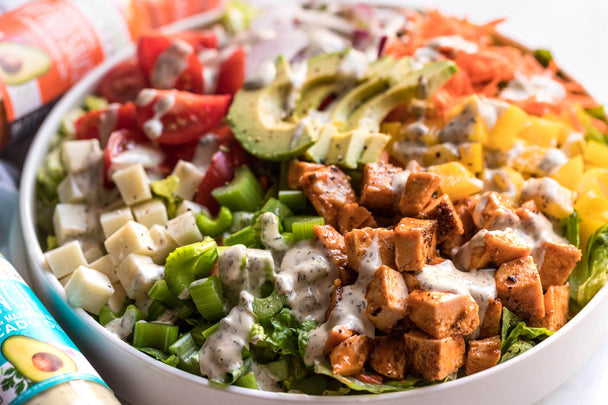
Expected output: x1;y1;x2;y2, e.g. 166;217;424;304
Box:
83;244;104;263
57;175;85;203
44;240;87;278
107;283;128;313
176;200;209;218
89;255;118;283
112;164;152;206
100;207;134;238
61;139;102;174
132;199;168;228
149;225;178;264
53;203;94;244
117;254;164;300
166;211;202;246
104;221;155;265
171;160;205;200
65;266;114;315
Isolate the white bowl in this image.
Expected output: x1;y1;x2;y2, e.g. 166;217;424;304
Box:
18;4;608;405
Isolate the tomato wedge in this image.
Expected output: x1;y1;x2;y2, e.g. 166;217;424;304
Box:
216;46;245;96
135;89;230;144
98;58;148;104
75;103;138;146
171;31;218;51
103;129;161;187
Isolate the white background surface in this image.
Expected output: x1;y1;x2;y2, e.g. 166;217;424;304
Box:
405;1;608;404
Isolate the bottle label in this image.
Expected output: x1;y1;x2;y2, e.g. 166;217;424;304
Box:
0;256;108;405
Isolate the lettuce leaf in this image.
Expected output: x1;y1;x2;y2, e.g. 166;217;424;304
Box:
561;210;580;248
499;308;553;363
577;225;608;306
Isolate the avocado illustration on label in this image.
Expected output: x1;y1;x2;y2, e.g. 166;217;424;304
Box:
1;335;77;382
0;42;51;86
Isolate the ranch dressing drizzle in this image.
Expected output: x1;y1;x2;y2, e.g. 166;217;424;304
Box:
199;291;256;382
276;240;338;323
98;103;119;148
151;39;194;89
104;308;139;340
390;170;411;203
304;237;380;366
260;212;289;251
140;91;175;140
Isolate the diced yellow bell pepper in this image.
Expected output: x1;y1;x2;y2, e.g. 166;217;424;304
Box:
492;167;524;194
458;143;483;174
518;116;562;148
380;121;401;139
578;168;608;195
428;162;483;200
583;140;608;168
580;216;607;252
422;144;458;166
542;112;576;146
575;185;608;222
552;155;584;191
487;104;530;151
445;96;489;144
512;144;549;176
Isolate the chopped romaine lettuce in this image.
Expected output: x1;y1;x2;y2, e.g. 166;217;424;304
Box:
577;225;608;306
499;308;553;363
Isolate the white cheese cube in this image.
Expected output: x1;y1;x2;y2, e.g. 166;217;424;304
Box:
149;225;178;264
83;244;104;263
62;139;102;174
89;254;118;284
53;203;94;244
171;160;205;200
112;164;152;206
104;221;155;265
132;199;168;228
57;175;85;203
117;254;164;300
65;266;114;315
100;207;134;238
176;200;209;218
44;240;87;278
107;283;128;313
166;211;203;246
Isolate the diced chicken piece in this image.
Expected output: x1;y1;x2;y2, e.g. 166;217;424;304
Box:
406;290;479;339
404;330;465;381
440;195;480;255
472;192;519;230
369;336;407;379
403;272;421;293
287;160;324;189
325;279;343;320
329;335;371;376
534;240;581;291
479;298;503;339
530;284;570;331
337;203;377;234
399;172;442;217
299;165;356;227
421;194;464;243
456;229;530;270
394;217;437;273
515;200;539;220
344;227;395;271
365;265;408;331
464;336;501;375
324;325;354;355
313;225;354;283
495;256;545;322
360;162;403;211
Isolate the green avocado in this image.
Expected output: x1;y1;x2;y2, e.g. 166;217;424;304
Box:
1;335;77;382
228;50;360;161
0;42;51;86
325;129;368;169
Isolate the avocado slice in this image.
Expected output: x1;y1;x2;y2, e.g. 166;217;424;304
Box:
228;50;362;161
0;42;51;86
1;335;77;382
304;122;339;163
325;129;369;169
346;60;457;132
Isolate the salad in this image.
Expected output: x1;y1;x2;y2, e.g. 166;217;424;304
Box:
35;0;608;395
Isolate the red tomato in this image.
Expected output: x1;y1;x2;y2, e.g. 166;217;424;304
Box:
216;47;245;96
195;139;249;214
75;103;138;146
98;58;148;104
172;31;218;51
137;34;207;94
103;129;158;187
135;89;230;144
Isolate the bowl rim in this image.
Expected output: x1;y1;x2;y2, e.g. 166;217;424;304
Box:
17;2;608;402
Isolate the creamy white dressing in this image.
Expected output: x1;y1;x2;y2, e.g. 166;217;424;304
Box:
454;229;488;270
142;92;176;140
151;39;194;90
426;35;479;54
521;177;574;216
287;61;309;111
500;72;566;103
244;60;276;90
260;212;288;251
276;240;338;323
136;88;157;106
390;169;411;203
390;140;428;166
304;237;380;366
537;148;568;176
252;363;282;392
338;49;369;80
560;132;584;156
191;133;220;170
199;291;256;381
108;144;165;177
104;307;139;340
98;103;119;148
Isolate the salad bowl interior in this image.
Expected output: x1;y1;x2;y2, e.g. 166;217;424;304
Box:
17;1;608;404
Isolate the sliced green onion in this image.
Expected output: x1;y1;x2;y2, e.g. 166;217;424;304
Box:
252;289;286;322
190;322;214;346
224;225;258;247
177;302;195;319
196;206;233;237
230;211;254;232
278;160;290;190
283;216;325;232
164;238;218;296
191;276;227;321
266;358;290;381
258;197;293;221
234;371;258;389
98;305;119;326
281;232;294;246
286;216;325;241
212;166;263;212
168;333;201;375
202;322;220;339
133;322;179;352
138;347;180;367
278;190;307;214
148;279;183;308
147;301;168;321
